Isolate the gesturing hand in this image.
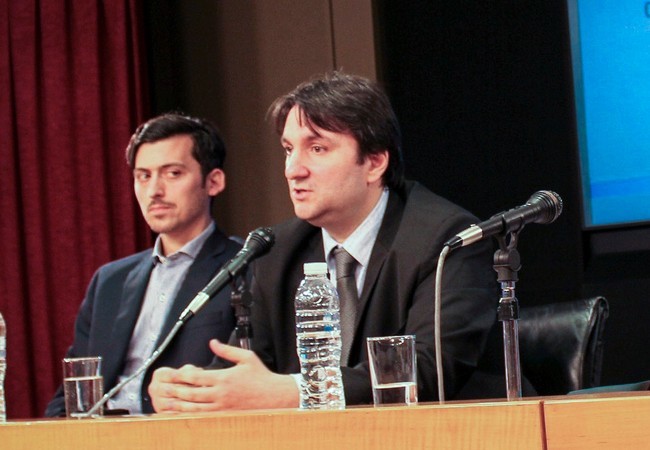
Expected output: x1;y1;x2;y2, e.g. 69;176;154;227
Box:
149;339;299;412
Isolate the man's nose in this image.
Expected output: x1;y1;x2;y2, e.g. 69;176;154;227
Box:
147;174;164;197
285;150;309;180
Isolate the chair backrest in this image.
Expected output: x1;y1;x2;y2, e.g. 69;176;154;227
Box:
453;296;609;400
518;296;609;395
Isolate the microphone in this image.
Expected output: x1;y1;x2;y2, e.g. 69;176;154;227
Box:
179;227;275;322
444;190;563;250
83;226;275;417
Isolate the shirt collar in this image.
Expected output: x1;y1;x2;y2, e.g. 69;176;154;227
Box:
152;221;215;264
322;188;389;267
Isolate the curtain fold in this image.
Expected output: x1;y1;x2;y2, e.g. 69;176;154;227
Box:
0;0;151;418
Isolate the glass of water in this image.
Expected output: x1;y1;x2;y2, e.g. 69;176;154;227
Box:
366;335;418;407
62;356;104;418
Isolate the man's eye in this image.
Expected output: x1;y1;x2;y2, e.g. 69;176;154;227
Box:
135;172;150;182
312;146;325;153
284;146;293;155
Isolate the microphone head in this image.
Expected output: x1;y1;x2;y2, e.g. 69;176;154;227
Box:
527;190;563;224
243;227;275;257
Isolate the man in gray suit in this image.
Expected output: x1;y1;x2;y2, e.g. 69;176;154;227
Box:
45;113;241;416
148;73;497;411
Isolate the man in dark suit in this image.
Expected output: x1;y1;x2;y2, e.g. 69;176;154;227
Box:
45;113;241;416
148;73;497;411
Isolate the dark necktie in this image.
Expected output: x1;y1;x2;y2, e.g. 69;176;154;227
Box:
333;246;358;366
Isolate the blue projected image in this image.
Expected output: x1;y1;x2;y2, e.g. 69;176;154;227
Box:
568;0;650;227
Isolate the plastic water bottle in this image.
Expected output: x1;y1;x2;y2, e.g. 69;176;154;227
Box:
0;311;6;422
295;262;345;409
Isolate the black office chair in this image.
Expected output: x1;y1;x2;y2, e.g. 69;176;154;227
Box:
455;296;609;399
518;296;609;395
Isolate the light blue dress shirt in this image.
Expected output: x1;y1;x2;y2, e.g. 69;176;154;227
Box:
322;189;389;296
108;222;215;413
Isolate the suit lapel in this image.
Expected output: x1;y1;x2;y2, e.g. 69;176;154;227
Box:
283;223;324;308
357;187;407;328
305;229;325;263
104;255;154;384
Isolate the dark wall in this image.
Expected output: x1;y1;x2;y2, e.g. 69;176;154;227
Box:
375;1;650;386
143;0;650;388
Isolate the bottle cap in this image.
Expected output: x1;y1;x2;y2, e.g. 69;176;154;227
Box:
303;262;328;276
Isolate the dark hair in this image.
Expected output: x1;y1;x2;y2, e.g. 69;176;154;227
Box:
268;72;404;189
125;113;226;180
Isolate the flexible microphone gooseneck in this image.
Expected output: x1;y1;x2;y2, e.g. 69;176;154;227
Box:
178;227;275;322
434;191;562;402
82;227;275;417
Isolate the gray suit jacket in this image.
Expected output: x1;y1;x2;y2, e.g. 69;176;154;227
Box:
249;181;498;404
45;226;241;416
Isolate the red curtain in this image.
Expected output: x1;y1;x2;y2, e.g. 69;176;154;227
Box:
0;1;151;418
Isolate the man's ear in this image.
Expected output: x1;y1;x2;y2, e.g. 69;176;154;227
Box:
366;150;389;185
205;168;226;196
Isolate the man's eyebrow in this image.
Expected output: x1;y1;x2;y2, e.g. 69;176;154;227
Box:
281;131;332;146
134;162;186;171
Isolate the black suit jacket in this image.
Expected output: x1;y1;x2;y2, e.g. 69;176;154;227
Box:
45;226;241;416
249;181;497;404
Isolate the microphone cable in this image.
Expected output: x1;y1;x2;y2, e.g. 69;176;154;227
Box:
434;245;450;403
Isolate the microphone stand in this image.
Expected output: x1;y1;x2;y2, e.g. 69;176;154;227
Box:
493;230;523;401
84;276;247;417
80;228;273;418
230;273;253;350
